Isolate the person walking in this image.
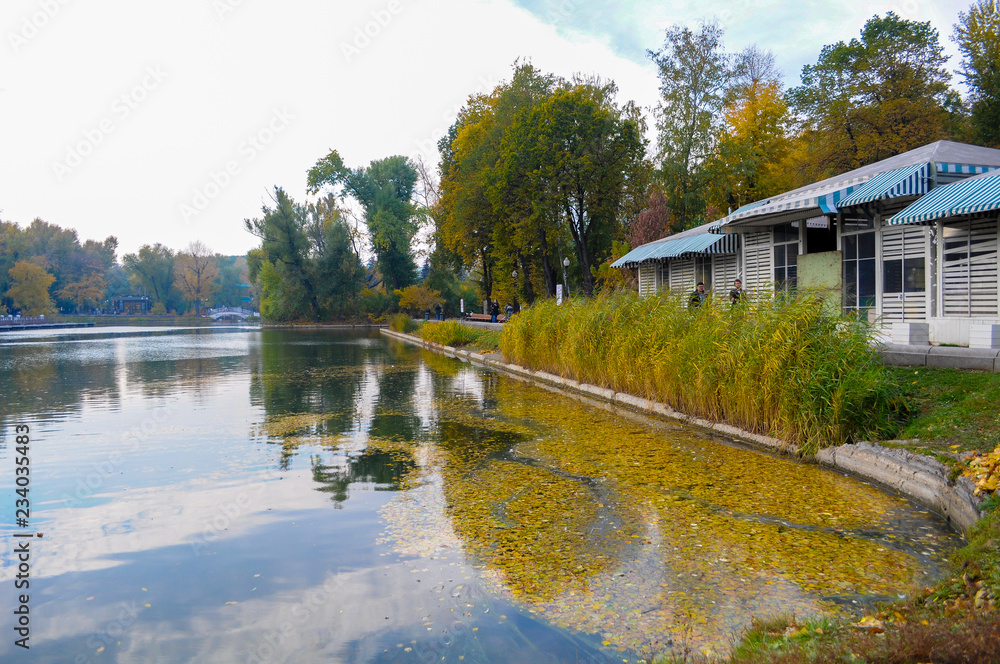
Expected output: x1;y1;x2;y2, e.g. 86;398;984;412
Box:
490;299;500;323
504;303;514;321
689;282;707;309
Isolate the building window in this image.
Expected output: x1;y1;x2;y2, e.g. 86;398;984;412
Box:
842;230;876;312
883;257;925;294
694;256;711;290
773;222;798;290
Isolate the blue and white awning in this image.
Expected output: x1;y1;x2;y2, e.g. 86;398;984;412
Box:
611;231;739;268
838;162;930;207
714;176;868;227
888;170;1000;225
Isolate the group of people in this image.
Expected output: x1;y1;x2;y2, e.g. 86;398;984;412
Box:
488;300;515;323
689;278;745;308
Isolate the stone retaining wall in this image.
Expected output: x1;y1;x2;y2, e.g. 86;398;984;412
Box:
382;328;982;534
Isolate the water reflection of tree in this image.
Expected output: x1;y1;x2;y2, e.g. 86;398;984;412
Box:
0;340;120;427
250;329;373;438
251;329;427;503
309;450;416;507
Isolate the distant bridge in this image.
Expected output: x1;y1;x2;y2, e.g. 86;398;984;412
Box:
204;307;258;320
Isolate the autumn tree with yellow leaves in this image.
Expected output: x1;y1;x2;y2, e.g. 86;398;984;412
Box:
173;241;219;316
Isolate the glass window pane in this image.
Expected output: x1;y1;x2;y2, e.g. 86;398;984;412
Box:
904;257;925;292
844;263;858;307
774;245;785;267
844;235;857;260
859;232;876;258
787;251;797;268
883;259;903;293
858;259;875;298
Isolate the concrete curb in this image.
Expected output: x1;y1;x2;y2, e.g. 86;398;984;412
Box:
877;343;1000;372
381;328;982;534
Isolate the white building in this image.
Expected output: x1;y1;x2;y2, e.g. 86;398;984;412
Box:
616;141;1000;346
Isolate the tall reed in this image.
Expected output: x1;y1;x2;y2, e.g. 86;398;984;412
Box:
419;320;483;347
500;291;903;453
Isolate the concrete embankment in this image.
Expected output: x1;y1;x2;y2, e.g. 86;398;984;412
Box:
381;328;982;534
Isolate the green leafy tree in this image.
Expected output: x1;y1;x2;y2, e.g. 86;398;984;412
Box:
244;187;364;321
648;21;730;230
437;95;503;306
518;80;649;297
123;244;177;310
954;0;1000;146
307;151;419;292
6;260;56;315
788;12;958;177
245;188;321;321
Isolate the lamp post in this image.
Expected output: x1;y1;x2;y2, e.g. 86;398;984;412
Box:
562;257;570;297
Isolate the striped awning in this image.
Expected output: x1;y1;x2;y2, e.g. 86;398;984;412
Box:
611;232;739;268
888;170;1000;225
715;176;868;227
838;162;930;207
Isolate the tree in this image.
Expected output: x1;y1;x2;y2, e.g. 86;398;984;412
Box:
788;12;957;176
245;189;320;320
57;273;105;313
6;261;56;315
244;187;364;321
707;45;792;211
629;189;676;248
123;244;176;308
519;80;649;296
954;0;1000;146
648;21;730;230
437;94;503;306
173;241;220;316
307;151;420;292
395;284;444;315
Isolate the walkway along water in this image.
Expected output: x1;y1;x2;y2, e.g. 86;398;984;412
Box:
381;328;982;534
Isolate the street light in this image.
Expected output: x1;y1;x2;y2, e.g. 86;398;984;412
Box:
562;257;570;297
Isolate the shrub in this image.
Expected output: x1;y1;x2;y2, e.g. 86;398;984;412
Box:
500;291;904;452
419;320;481;347
388;313;418;333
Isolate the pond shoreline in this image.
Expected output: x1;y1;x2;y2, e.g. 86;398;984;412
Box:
381;327;982;534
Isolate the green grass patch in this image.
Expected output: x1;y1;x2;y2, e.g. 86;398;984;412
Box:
886;366;1000;456
501;291;904;453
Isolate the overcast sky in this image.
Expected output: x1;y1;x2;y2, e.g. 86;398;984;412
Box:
0;0;968;258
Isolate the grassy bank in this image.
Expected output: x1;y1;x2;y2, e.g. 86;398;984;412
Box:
388;315;502;354
499;291;902;454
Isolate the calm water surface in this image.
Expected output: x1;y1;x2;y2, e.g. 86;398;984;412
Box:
0;327;963;663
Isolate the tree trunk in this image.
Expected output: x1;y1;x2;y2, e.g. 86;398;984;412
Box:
518;253;535;304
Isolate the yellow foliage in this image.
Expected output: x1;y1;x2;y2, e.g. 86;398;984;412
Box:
395;284;443;315
963;446;1000;496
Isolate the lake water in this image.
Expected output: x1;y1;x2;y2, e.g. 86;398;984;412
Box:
0;327;963;663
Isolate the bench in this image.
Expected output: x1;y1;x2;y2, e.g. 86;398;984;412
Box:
464;313;506;323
